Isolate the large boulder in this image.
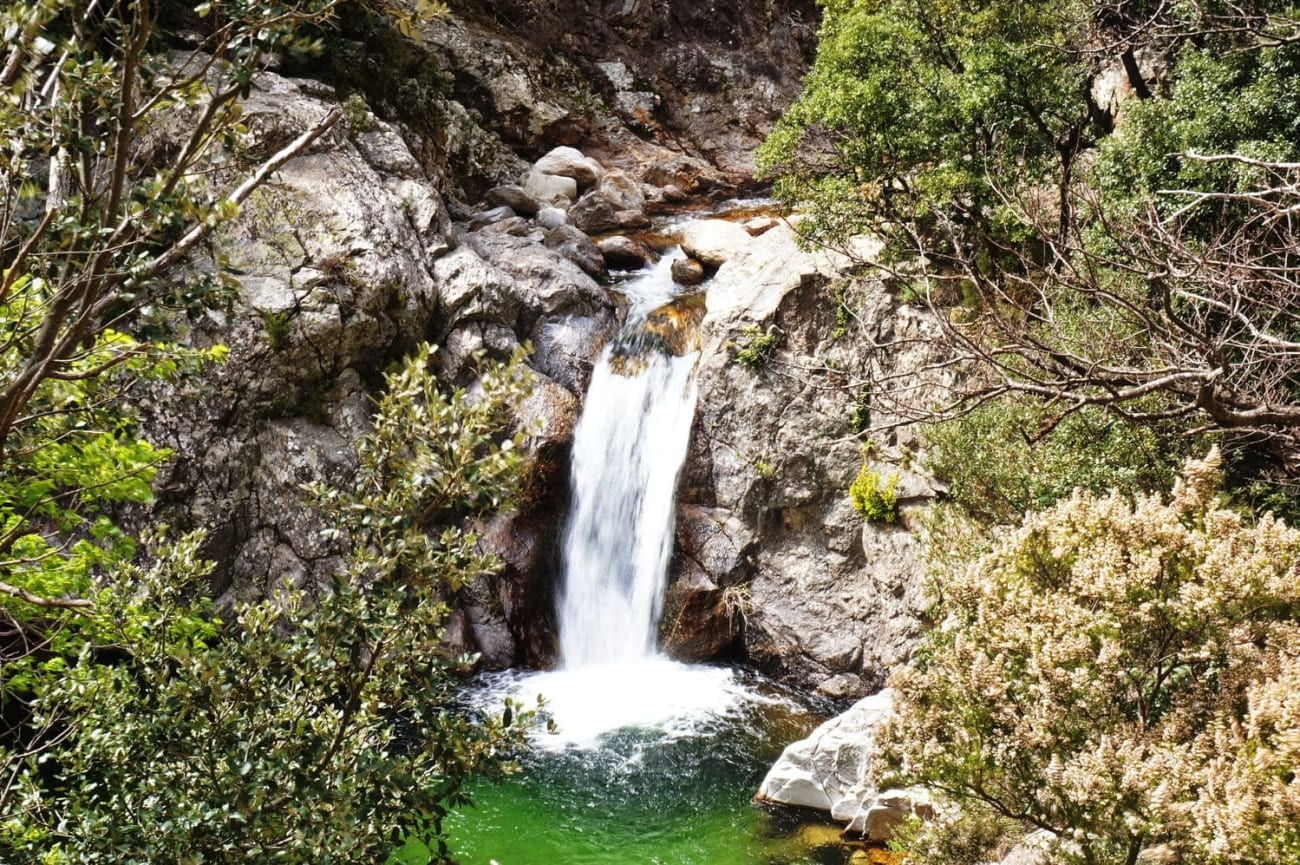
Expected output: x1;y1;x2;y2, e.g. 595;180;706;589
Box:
675;224;946;687
756;689;931;842
568;188;621;234
679;218;753;267
534;146;604;190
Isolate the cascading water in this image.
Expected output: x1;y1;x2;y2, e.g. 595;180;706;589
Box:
454;239;830;865
557;258;699;669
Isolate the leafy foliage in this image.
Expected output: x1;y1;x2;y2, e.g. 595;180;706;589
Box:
3;346;535;864
922;401;1188;525
757;0;1093;255
731;325;780;369
848;463;899;523
882;449;1300;864
764;0;1300;484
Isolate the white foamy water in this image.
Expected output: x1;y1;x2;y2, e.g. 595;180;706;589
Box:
482;660;781;751
484;252;772;749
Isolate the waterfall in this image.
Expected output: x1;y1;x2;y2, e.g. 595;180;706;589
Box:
556;255;700;670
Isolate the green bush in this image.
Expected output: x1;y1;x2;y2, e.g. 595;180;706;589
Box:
922;399;1188;525
2;347;536;864
732;325;780;369
849;464;900;523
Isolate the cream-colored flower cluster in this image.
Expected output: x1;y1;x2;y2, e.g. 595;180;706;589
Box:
882;448;1300;864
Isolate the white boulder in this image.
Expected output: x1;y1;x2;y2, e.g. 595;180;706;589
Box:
757;689;930;842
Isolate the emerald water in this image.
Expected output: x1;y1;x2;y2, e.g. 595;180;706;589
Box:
449;663;839;865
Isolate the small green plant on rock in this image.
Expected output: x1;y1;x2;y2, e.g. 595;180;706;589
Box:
850;463;900;523
261;309;293;349
732;325;780;369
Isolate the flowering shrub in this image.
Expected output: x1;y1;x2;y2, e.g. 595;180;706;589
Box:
883;448;1300;865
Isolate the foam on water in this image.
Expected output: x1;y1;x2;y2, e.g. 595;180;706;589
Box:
481;660;784;751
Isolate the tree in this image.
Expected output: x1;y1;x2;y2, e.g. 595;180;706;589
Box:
1;3;537;861
3;346;536;863
0;0;344;607
881;449;1300;865
762;0;1300;489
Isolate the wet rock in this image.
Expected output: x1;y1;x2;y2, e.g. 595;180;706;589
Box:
680;218;753;266
486;184;542;217
568;189;621;234
544;224;607;279
597;235;652;270
524;169;579;203
530;313;616;395
671;257;706;286
660;559;738;662
534;145;604;191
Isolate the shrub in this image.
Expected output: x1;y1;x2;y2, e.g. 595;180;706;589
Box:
849;464;900;523
732;325;780;369
882;448;1300;865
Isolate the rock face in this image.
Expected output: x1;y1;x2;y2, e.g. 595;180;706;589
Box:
756;690;932;841
673;224;948;690
141;69;615;669
325;0;819;195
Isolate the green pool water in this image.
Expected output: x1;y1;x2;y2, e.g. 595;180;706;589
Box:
442;664;848;865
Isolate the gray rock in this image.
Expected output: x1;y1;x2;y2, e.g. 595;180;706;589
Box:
598;167;647;213
432;246;522;330
568;189;621;234
678;223;944;686
615;208;652;229
469;205;517;229
745;216;779;236
544;224;607;279
530;312;616;394
536;206;569;230
680;218;753;266
478;215;535;237
534;145;603;190
597;235;652;270
486;184;542;217
524;169;578;203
